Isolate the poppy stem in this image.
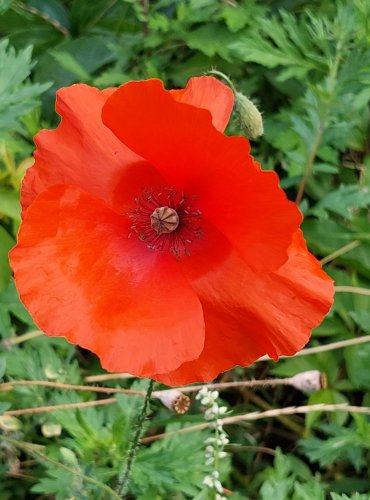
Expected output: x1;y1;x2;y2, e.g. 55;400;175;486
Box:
206;69;237;94
117;378;155;497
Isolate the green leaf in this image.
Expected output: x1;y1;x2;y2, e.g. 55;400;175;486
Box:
306;389;349;428
0;402;11;415
0;280;34;337
28;0;70;30
228;11;326;79
310;185;370;220
0;189;20;220
0;39;50;130
0;225;14;292
303;219;370;279
0;0;12;15
50;51;91;81
344;342;370;389
132;424;213;497
349;310;370;333
184;25;234;60
0;355;6;378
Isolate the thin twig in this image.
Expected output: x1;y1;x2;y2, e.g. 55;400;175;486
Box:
141;403;370;443
227;445;276;456
320;240;360;265
0;380;145;396
174;378;291;394
334;286;370;296
0;374;316;398
242;389;305;436
84;373;134;383
2;330;44;347
4;398;117;416
258;334;370;361
295;123;325;204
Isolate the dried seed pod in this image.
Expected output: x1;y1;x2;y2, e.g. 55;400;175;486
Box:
289;370;326;392
155;389;190;414
150;206;179;234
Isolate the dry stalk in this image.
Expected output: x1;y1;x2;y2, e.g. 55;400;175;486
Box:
141;403;370;443
334;286;370;296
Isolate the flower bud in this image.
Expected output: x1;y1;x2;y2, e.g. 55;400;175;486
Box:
235;92;264;139
289;370;327;392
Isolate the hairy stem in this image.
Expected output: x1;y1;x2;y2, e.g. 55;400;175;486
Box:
117;378;155;497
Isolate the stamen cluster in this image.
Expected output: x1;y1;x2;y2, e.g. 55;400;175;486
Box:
128;186;202;257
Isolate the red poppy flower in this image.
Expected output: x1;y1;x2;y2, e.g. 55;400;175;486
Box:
10;77;334;386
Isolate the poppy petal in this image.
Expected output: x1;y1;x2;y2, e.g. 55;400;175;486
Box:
153;229;334;385
21;84;153;215
102;79;302;273
170;76;234;132
10;185;205;377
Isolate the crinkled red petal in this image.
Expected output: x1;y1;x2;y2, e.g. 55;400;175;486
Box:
170;76;234;132
21;84;153;216
102;79;302;273
153;228;334;385
10;185;205;377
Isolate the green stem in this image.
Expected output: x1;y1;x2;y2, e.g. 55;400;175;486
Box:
206;69;237;94
117;378;155;497
295;122;325;205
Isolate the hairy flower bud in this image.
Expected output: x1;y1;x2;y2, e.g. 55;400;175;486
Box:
289;370;327;392
235;92;264;139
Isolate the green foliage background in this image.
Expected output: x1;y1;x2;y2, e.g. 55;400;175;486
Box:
0;0;370;498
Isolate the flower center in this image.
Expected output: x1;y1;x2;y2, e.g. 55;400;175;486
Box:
150;206;179;234
128;187;202;256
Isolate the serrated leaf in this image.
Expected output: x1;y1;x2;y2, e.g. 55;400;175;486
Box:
184;25;234;60
0;39;50;130
132;424;215;497
311;185;370;220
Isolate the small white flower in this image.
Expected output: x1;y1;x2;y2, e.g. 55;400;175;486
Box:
205;437;217;444
218;435;229;446
218;451;227;458
203;475;213;488
214;479;223;493
196;388;208;400
205;407;218;420
205;456;214;466
212;470;219;479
